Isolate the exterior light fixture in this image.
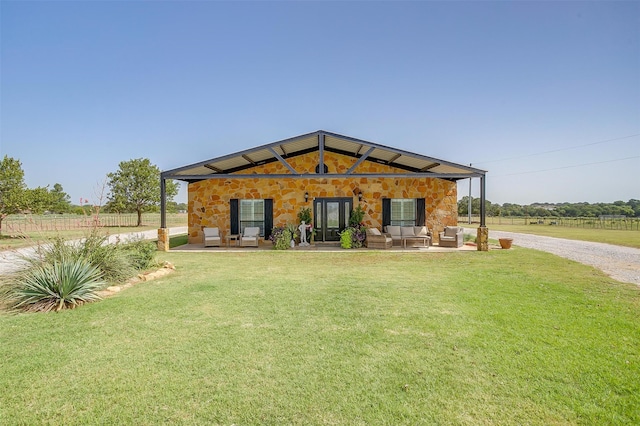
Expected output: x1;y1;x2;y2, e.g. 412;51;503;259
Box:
304;192;309;202
358;191;363;202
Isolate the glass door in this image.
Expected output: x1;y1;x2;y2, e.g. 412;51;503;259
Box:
314;198;352;241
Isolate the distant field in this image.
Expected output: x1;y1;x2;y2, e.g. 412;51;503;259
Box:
0;213;187;251
2;212;187;232
459;221;640;249
460;215;640;231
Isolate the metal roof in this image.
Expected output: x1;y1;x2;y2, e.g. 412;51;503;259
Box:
161;130;486;181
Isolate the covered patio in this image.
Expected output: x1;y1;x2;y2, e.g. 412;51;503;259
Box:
159;130;488;251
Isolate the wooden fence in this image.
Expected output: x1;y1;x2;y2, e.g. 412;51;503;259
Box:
2;213;187;233
458;216;640;231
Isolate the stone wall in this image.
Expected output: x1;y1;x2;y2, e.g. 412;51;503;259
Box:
188;151;457;244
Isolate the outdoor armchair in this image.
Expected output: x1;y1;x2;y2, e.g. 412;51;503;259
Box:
240;227;260;247
365;228;393;249
438;226;464;248
203;227;222;247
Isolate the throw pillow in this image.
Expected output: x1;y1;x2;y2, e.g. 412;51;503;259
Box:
414;226;428;236
401;226;415;236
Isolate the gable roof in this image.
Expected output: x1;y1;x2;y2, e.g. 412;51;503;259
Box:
161;130;486;182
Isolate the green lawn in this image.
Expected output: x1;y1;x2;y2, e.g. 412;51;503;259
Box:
459;222;640;249
1;250;638;425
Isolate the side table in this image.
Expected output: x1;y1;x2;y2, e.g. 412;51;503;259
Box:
226;234;240;247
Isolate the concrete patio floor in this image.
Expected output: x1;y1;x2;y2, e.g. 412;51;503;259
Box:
170;242;480;253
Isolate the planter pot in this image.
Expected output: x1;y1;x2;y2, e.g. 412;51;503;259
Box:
499;238;513;249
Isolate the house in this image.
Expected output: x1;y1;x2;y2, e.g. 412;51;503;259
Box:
158;130;488;249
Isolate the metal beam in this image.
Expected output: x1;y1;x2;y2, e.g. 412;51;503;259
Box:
242;154;256;165
160;176;167;228
204;164;224;173
480;174;486;227
420;163;440;171
387;153;401;165
318;133;325;174
163;172;485;180
267;147;297;174
346;146;375;174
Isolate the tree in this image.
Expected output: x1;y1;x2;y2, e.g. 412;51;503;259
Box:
50;183;71;213
25;186;53;214
106;158;179;226
0;155;27;235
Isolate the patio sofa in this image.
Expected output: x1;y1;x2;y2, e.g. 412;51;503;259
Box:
438;226;464;248
365;228;393;249
384;226;431;248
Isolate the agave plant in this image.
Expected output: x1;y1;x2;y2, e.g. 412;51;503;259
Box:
34;232;134;283
10;259;105;312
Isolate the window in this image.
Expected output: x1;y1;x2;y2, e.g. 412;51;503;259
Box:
390;199;416;226
240;200;265;235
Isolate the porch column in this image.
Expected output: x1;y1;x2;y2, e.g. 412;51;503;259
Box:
157;228;170;252
158;175;168;251
477;174;489;251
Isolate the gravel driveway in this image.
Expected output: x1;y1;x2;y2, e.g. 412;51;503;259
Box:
473;229;640;286
0;227;188;275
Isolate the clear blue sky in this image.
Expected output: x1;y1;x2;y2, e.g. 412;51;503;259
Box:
1;1;638;206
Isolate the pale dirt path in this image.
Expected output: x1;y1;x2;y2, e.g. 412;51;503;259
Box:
464;228;640;286
0;227;188;275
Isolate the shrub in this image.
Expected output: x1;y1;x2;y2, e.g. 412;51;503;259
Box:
297;207;312;224
349;205;365;226
34;231;134;283
6;259;105;312
269;226;292;250
339;225;366;249
121;238;157;270
340;228;353;249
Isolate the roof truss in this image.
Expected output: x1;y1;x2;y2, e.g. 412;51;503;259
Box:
161;130;486;181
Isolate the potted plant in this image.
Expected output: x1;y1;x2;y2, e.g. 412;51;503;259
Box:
285;223;298;248
499;238;513;249
269;226;291;250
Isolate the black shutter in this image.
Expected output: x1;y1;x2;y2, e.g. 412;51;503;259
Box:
264;199;273;240
382;198;391;228
416;198;426;226
230;199;239;235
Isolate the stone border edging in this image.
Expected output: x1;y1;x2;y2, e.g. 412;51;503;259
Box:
96;261;176;298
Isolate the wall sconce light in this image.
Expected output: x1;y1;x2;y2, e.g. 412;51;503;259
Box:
358;191;363;202
304;192;309;202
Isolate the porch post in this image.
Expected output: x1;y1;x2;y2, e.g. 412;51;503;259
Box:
158;175;169;251
479;174;486;227
477;174;489;251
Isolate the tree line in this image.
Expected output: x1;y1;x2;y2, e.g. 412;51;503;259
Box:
458;196;640;218
0;156;180;234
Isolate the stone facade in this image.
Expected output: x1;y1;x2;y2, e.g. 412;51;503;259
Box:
187;151;458;244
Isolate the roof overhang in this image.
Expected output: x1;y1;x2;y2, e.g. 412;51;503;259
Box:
161;130;486;182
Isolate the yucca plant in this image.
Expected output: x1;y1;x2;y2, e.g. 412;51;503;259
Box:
35;232;134;283
9;259;105;312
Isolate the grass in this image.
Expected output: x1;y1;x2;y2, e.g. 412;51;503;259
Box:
1;249;638;425
459;222;640;249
